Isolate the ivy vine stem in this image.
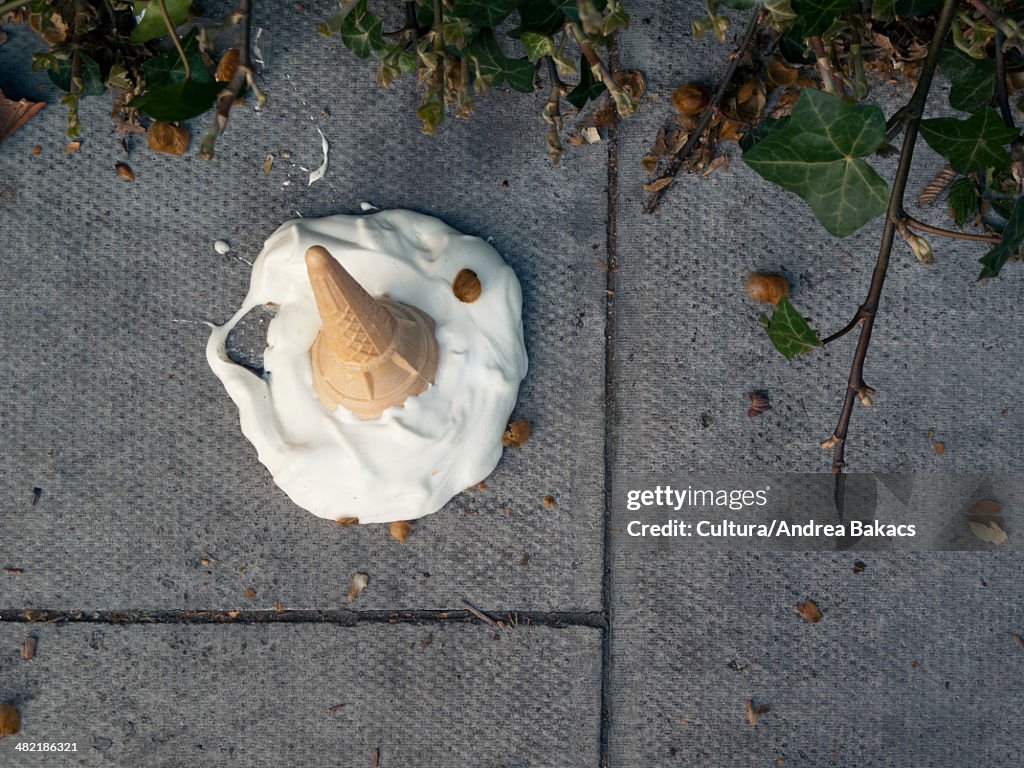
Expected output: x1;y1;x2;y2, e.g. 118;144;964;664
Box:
566;21;636;117
642;9;765;214
994;29;1014;128
156;0;190;81
901;214;1002;243
825;0;960;473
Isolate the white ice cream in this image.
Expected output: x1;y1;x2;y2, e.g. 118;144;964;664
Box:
206;211;528;523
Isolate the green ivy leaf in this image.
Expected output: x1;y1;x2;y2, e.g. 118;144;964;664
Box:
142;28;210;88
871;0;894;22
512;0;571;36
46;52;105;96
792;0;854;37
451;0;519;28
128;80;223;121
893;0;943;15
979;197;1024;278
946;177;979;227
520;31;553;62
130;0;191;44
338;0;384;59
742;89;889;237
739;116;790;152
468;29;535;93
919;109;1018;173
938;45;995;113
566;54;605;109
757;298;823;359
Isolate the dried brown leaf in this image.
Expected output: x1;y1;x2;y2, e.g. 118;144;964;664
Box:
115;162;134;182
616;70;646;100
746;700;771;725
244;587;256;600
0;702;19;738
641;154;657;172
967;521;1009;545
933;442;945;456
967;499;1004;522
347;572;369;602
19;635;36;661
718;119;744;142
796;599;822;623
337;516;360;526
503;419;532;448
389;520;412;541
746;390;770;418
64;140;81;153
147;122;189;156
216;48;240;83
0;89;44;146
643;177;673;192
542;495;556;509
766;59;798;88
262;153;274;174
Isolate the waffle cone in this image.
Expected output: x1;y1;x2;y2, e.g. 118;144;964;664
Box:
305;245;439;419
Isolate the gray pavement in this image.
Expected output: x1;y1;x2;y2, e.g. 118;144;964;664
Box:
2;2;1023;766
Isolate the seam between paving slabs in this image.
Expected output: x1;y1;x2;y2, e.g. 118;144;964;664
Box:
0;608;607;629
599;41;622;768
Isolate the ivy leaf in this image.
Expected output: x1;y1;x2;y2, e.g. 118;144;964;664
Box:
792;0;854;37
938;45;995;113
946;177;979;227
451;0;519;28
142;28;210;88
721;0;759;7
871;0;894;22
757;298;823;359
129;80;223;122
511;0;570;36
46;52;105;96
337;0;384;59
520;31;553;62
566;54;605;109
919;109;1018;173
739;116;790;152
742;88;889;237
979;197;1024;278
468;29;535;93
130;0;191;44
894;0;943;15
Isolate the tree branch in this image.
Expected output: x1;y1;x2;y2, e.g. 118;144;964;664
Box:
643;9;764;214
826;0;959;473
995;28;1015;128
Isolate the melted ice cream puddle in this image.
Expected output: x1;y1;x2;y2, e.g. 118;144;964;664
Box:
206;211;528;523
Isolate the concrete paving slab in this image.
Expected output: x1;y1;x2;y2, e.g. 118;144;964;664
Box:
607;548;1024;767
0;621;602;767
614;6;1024;472
0;1;606;611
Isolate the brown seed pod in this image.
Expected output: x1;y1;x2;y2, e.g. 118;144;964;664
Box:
215;48;240;83
147;122;189;156
115;162;134;182
389;520;412;541
0;702;20;738
744;273;789;304
452;268;482;303
671;83;709;116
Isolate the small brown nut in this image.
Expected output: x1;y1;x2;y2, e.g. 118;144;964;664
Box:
502;419;531;448
215;48;240;82
115;162;134;182
744;273;789;304
453;268;481;303
671;83;709;116
147;121;190;156
389;520;412;541
0;702;20;738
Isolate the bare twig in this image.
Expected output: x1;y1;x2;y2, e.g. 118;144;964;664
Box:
902;214;1002;243
567;21;637;117
809;35;842;95
458;599;499;628
825;0;959;473
643;10;764;213
0;0;28;15
199;0;265;159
